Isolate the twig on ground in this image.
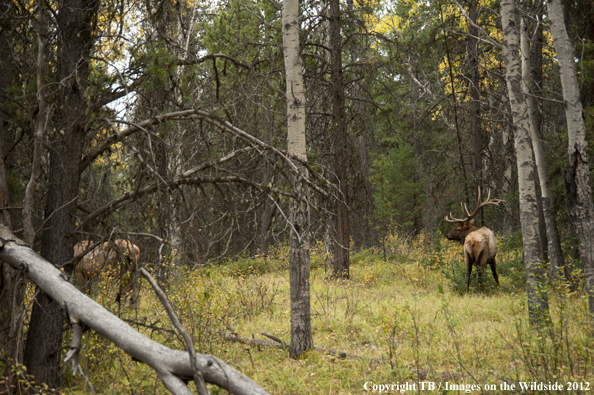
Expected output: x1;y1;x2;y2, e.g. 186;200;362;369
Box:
261;332;289;349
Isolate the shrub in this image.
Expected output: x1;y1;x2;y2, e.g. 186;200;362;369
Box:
440;233;525;295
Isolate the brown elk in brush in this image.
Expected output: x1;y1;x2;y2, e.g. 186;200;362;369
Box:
74;239;140;303
445;189;504;293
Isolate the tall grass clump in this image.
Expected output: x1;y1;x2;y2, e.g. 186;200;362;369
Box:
434;231;526;295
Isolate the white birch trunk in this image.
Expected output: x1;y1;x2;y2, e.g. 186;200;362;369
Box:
520;16;564;280
282;0;313;357
547;0;594;326
501;0;550;323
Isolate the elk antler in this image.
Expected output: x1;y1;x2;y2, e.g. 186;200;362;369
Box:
444;188;504;223
444;210;468;223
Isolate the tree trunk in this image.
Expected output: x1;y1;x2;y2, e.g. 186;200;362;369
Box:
0;4;27;394
260;98;273;256
192;191;203;265
282;0;313;358
23;0;99;388
0;0;14;236
468;0;482;193
547;0;594;327
500;0;550;324
329;0;350;278
23;0;47;246
355;135;375;248
520;12;565;281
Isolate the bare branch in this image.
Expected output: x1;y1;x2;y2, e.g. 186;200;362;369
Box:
80;108;334;206
182;147;253;178
191;110;332;198
241;0;281;31
80;109;200;171
140;268;209;395
76;174;292;232
0;225;270;395
175;53;253;68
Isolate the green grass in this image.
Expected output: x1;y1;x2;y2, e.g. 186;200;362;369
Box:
14;234;594;394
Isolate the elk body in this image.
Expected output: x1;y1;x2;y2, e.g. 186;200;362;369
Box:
445;190;503;293
74;239;140;302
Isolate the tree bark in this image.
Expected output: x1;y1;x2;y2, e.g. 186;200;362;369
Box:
192;191;203;264
282;0;313;358
23;0;99;388
23;0;48;246
0;0;14;232
329;0;350;279
468;0;482;194
547;0;594;326
520;12;565;281
0;4;27;394
260;98;273;256
501;0;550;324
0;226;270;395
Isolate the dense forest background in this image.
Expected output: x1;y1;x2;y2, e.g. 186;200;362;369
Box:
0;0;593;392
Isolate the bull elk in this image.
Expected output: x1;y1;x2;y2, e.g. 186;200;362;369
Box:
445;189;503;293
74;239;140;303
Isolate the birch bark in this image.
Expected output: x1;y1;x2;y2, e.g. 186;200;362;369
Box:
547;0;594;326
282;0;313;357
520;14;564;281
501;0;550;323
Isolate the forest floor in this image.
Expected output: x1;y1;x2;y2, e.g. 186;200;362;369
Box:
24;232;594;394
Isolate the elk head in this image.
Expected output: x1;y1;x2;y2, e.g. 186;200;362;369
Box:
445;189;503;292
445;189;503;244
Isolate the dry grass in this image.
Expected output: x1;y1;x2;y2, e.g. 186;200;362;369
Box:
18;232;593;394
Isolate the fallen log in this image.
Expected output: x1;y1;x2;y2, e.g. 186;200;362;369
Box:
0;225;269;395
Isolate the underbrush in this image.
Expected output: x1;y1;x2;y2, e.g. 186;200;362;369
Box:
14;232;593;394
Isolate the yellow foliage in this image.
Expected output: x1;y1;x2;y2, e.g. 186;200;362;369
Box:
436;0;555;118
88;128;126;169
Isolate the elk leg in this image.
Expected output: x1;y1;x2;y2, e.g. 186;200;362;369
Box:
464;251;473;293
476;250;487;293
489;258;500;285
116;258;125;305
116;255;135;305
121;257;135;305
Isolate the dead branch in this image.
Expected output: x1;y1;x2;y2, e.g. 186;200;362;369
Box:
80;110;200;171
261;332;289;348
175;53;253;69
140;268;209;395
223;333;282;348
0;225;270;395
76;175;288;232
